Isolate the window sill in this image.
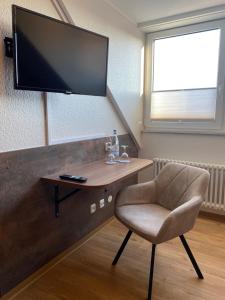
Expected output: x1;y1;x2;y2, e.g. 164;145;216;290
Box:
142;127;225;136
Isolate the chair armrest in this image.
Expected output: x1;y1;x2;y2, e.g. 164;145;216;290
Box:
115;181;156;207
156;196;203;244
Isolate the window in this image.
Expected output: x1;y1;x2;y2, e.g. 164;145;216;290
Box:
144;20;225;133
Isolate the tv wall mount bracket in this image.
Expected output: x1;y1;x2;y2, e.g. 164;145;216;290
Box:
4;37;13;58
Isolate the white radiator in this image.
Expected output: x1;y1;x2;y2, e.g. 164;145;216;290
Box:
153;158;225;214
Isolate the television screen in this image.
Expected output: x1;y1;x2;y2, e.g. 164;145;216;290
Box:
12;5;109;96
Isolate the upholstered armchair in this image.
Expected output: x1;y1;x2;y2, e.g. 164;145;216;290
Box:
112;163;210;300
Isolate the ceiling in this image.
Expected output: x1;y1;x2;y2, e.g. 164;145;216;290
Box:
107;0;225;24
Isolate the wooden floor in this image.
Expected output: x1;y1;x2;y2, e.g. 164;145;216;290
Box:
4;217;225;300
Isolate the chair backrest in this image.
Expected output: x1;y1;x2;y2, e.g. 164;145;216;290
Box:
155;163;210;210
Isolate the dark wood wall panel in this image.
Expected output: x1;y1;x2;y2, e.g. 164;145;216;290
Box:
0;134;138;295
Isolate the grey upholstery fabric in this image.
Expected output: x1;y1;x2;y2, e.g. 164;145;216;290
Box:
115;163;210;244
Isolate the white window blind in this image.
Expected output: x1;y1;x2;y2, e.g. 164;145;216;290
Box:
150;29;220;121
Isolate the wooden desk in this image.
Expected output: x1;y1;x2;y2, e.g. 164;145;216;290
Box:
41;158;153;217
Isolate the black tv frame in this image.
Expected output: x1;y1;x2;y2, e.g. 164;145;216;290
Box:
12;5;109;96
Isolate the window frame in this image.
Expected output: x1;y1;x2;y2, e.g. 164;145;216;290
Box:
144;19;225;134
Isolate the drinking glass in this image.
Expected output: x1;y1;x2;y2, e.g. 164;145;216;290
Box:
105;145;117;164
119;145;130;163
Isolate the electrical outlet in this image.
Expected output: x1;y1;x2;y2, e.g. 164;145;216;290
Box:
90;203;96;214
99;199;105;208
108;195;113;203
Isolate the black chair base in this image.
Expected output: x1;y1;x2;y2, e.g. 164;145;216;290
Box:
179;235;204;279
148;244;156;300
112;230;132;265
112;232;204;300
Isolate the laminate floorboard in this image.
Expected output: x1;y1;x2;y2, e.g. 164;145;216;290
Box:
4;217;225;300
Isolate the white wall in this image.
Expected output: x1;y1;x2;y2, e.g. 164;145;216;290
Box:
50;0;144;146
0;0;58;152
140;132;225;181
0;0;144;152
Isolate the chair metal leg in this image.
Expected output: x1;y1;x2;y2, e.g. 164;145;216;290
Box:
148;244;156;300
112;230;132;265
179;235;204;279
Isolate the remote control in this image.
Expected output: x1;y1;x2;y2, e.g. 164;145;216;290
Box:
59;174;87;183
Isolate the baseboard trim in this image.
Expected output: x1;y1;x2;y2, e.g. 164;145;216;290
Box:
2;217;115;300
199;211;225;223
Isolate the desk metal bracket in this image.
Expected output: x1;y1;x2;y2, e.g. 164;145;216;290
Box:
54;185;81;218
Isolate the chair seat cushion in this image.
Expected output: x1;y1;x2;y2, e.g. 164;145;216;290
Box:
115;204;170;243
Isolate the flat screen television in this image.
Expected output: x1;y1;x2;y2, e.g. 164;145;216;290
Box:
12;5;109;96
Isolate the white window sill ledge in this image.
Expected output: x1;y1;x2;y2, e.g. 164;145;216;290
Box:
143;128;225;136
